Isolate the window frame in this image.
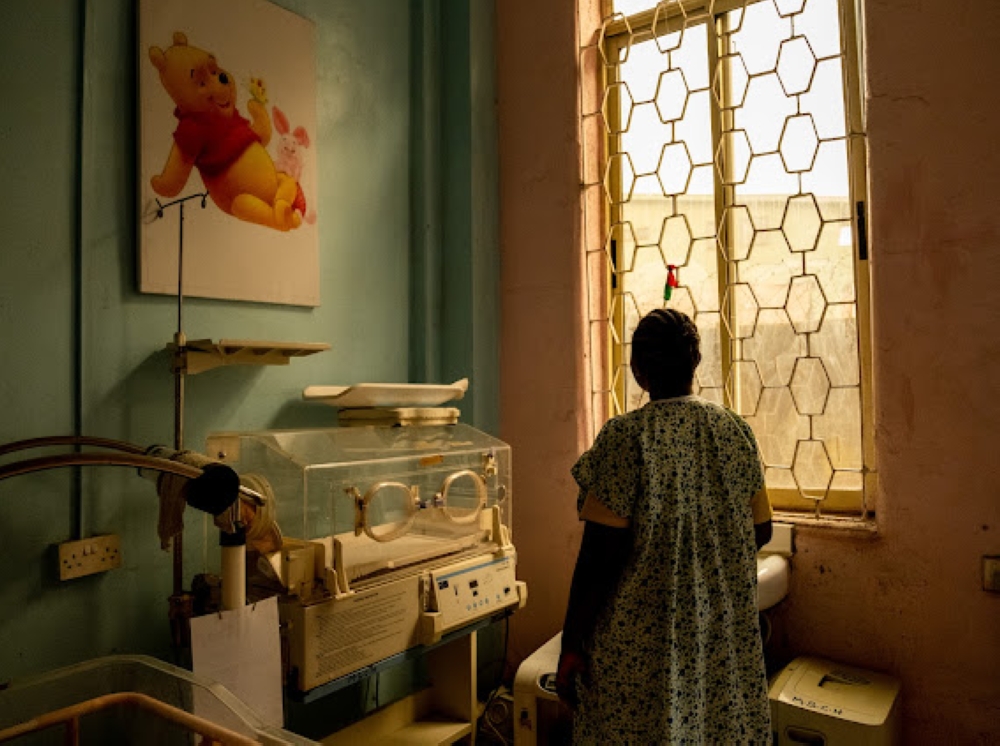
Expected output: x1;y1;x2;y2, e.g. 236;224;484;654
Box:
589;0;876;521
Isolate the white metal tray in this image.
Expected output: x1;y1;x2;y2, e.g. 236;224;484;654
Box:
302;379;468;408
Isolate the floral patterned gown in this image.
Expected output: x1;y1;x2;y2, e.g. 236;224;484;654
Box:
570;395;771;745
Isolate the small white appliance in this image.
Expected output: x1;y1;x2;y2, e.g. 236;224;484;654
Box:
769;656;902;745
512;632;567;746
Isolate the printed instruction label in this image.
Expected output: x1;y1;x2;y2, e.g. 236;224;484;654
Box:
305;575;421;685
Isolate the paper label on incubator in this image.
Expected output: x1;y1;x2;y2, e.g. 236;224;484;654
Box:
298;574;421;688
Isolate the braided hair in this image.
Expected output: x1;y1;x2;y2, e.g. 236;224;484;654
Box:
630;309;701;399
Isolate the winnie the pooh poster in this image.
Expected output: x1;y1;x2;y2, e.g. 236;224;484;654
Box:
139;0;319;306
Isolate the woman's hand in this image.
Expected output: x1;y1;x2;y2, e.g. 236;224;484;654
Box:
555;650;587;709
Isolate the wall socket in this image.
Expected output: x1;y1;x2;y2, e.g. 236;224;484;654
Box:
983;556;1000;593
58;534;122;580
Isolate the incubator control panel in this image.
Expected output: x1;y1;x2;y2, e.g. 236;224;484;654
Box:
429;555;519;629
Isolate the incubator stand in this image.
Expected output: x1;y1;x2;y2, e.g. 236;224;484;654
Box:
207;424;526;694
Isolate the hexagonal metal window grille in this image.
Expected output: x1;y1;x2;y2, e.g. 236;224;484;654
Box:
789;357;831;415
610;362;628;416
774;0;807;17
765;466;799;493
668;284;697;320
606;220;640;275
786;274;827;333
685;239;721;312
726;360;764;416
796;0;843;59
678;184;718;237
721;4;748;35
782;194;823;252
802;59;848;140
807;222;857;302
658;214;694;266
620;200;663;246
740;74;796;155
803;141;852;220
715;130;752;186
831;471;865;495
718;204;755;261
811;303;861;387
721;283;759;339
604;152;637;205
604;81;636;136
624;102;674;175
814;387;864;469
741;231;799;308
747;387;810;469
776;36;817;96
779;114;820;173
654;69;690;123
598;15;632;68
672;22;711;91
651;3;687;55
729;0;790;76
743;308;806;387
694;311;725;389
587;0;870;519
677;102;715;167
792;439;834;499
740;158;798;229
712;52;750;110
609;290;643;347
632;243;671;295
656;142;694;196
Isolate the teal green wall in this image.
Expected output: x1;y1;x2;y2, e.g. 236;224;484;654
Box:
409;1;499;433
1;0;84;678
0;0;499;709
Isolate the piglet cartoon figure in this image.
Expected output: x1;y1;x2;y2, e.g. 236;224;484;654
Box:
272;105;316;224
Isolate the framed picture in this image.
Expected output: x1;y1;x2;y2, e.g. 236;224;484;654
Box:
139;0;319;306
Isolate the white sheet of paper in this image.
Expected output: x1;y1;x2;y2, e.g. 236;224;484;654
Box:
190;595;284;728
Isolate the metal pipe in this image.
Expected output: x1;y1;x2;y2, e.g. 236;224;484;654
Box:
0;452;264;506
0;435;146;457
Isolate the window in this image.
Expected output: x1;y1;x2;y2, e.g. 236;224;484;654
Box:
582;0;874;520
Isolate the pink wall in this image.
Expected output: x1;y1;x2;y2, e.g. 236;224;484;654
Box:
497;0;1000;741
496;0;595;665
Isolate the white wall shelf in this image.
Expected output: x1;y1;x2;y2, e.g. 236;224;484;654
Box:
168;339;330;375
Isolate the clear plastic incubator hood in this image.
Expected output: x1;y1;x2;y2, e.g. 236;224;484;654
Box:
206;423;526;693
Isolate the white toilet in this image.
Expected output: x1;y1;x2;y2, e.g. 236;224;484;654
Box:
758;521;794;611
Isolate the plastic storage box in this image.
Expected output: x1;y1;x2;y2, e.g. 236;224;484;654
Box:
0;655;316;745
769;656;902;745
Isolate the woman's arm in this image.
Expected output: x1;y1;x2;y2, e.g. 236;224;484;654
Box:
755;519;773;551
556;496;632;708
750;486;773;551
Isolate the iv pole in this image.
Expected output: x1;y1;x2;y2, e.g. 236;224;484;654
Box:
153;192;223;652
153;191;209;460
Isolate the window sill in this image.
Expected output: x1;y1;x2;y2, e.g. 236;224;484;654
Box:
772;512;879;537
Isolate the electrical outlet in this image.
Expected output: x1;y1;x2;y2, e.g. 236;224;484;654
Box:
58;534;122;580
984;556;1000;593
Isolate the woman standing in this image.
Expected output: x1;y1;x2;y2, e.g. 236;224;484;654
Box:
556;308;773;744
